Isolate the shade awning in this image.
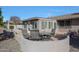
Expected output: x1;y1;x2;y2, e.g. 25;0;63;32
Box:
49;14;79;20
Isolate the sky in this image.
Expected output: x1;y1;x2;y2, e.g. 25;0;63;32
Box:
1;6;79;21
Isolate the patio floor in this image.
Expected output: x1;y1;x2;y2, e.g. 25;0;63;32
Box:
15;30;69;52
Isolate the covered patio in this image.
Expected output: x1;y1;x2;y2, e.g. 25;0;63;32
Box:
52;13;79;31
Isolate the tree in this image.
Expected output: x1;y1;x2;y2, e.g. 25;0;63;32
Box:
0;8;4;27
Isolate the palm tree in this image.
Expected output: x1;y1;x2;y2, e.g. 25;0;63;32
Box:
0;8;4;27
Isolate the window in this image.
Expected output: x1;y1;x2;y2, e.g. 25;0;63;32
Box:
49;22;53;29
58;20;64;26
65;20;71;26
58;20;71;28
54;22;56;29
42;21;47;29
58;20;71;27
34;22;37;29
32;21;37;29
24;22;27;28
9;26;14;29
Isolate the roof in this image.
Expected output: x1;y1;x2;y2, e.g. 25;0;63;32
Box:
23;17;50;22
23;17;40;21
48;13;79;20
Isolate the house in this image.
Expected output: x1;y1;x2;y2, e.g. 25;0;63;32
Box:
23;13;79;34
5;16;24;30
23;17;56;33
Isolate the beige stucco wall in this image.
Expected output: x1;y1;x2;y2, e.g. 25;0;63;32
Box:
71;19;79;31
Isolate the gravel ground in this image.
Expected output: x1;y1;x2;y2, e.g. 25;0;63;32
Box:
0;30;70;52
0;39;21;52
1;29;79;52
15;30;69;52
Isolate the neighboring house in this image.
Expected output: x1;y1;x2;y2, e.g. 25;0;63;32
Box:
5;16;24;30
23;17;57;33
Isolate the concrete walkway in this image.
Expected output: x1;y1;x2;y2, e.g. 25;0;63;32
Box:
15;30;69;52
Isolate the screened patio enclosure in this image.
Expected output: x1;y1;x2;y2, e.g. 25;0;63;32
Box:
23;18;57;32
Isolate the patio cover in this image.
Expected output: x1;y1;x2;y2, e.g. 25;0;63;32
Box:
49;13;79;20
